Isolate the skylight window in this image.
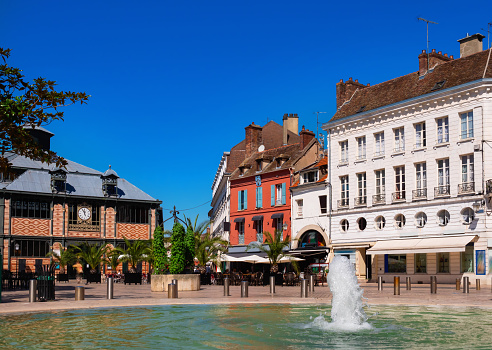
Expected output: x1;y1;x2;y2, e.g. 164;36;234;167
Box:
431;80;446;91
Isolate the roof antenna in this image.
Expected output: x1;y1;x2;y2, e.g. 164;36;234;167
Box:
480;21;492;49
314;111;327;158
418;17;439;71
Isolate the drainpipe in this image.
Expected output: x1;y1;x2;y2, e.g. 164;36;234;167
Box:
0;192;5;259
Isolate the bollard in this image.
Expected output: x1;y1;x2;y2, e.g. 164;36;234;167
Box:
378;276;383;291
456;278;461;291
29;279;37;303
168;283;178;298
476;279;481;291
107;277;114;300
430;276;437;294
301;279;308;298
406;277;411;291
172;279;178;291
270;276;275;294
394;276;400;295
309;274;315;293
224;278;230;296
75;286;85;301
241;281;249;298
463;276;469;294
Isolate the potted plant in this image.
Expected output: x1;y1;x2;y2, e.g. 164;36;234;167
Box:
115;237;150;285
47;247;77;282
72;243;109;284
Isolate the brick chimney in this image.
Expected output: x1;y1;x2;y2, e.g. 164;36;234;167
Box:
283;113;299;145
336;78;368;109
419;49;454;76
458;33;485;58
300;125;315;149
245;122;263;158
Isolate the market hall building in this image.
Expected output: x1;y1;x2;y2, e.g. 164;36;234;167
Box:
0;126;162;276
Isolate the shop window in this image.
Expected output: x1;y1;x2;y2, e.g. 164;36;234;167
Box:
437;252;450;273
460;245;474;273
386;254;406;273
415;253;427;273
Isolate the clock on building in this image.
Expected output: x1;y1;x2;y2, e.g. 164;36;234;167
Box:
78;207;91;221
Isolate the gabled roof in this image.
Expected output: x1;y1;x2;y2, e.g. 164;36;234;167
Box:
330;48;492;123
291;156;328;188
8;153;101;175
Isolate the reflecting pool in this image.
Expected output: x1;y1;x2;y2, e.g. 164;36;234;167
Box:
0;304;491;349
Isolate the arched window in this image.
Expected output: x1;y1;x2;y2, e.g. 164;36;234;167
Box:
340;219;349;232
395;214;406;229
299;230;326;247
461;208;474;225
415;212;427;228
375;216;385;230
437;210;450;226
357;217;367;231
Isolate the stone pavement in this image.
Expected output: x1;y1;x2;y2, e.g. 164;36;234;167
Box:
1;280;491;315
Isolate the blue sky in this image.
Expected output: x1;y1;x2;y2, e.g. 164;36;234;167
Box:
2;1;491;228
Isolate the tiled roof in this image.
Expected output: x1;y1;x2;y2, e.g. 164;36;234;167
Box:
291;156;328;188
330;48;492;122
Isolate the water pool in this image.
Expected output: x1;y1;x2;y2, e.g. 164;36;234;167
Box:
0;304;490;349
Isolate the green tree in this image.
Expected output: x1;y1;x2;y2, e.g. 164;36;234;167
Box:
46;246;77;274
195;232;228;273
169;222;186;274
115;237;151;273
152;226;169;274
247;230;291;273
72;243;110;274
107;250;120;273
0;47;89;175
184;224;195;269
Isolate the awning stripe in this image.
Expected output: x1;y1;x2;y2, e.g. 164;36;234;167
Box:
233;217;245;223
271;213;284;219
367;235;477;255
252;215;264;221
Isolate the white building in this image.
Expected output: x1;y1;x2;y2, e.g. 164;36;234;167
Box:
210;152;231;241
322;34;492;284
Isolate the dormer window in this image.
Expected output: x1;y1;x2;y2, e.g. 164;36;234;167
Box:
302;171;319;184
275;154;289;168
50;168;67;193
101;165;119;197
256;160;262;171
238;164;251;176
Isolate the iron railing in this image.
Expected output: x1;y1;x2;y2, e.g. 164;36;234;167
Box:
337;199;349;209
392;191;406;202
372;193;385;205
412;188;427;200
354;196;367;207
458;182;475;194
434;185;451;197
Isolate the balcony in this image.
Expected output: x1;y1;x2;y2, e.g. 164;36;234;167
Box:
392;191;406;203
434;185;450;197
458;182;475;195
337;199;349;209
354;196;367;207
238;234;245;244
412;188;427;200
372;193;385;205
256;233;263;243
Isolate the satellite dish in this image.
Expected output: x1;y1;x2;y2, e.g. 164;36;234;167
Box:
258;145;265;152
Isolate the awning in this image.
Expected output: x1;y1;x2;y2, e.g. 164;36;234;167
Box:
233;217;245;223
367;235;477;255
252;215;264;221
271;213;284;219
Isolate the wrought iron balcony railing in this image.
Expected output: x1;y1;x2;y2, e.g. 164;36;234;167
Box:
458;182;475;195
392;191;406;202
412;188;427;200
337;198;349;209
434;185;450;197
372;193;385;205
354;196;367;207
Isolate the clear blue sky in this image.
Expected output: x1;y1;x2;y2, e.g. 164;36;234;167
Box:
2;1;491;228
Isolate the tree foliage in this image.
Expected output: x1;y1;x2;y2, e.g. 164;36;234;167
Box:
0;47;90;174
72;243;109;274
195;232;228;273
152;225;169;274
184;224;195;269
114;237;151;273
247;230;291;273
46;247;77;274
169;222;186;274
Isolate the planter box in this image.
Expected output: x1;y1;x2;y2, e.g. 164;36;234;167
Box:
124;272;142;285
151;274;200;292
57;273;69;282
87;273;101;284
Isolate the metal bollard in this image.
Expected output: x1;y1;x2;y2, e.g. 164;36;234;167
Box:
241;281;249;298
456;278;461;291
224;278;230;296
75;286;85;301
309;274;315;293
463;277;469;293
476;279;481;291
394;276;400;295
172;279;178;290
107;277;114;300
168;283;178;298
270;276;275;294
378;276;383;291
29;279;37;303
300;279;308;298
406;277;411;291
430;276;437;294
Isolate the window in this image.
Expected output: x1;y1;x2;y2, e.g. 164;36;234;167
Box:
302;171;319;184
274;218;283;233
374;132;385;157
460;111;473;139
238;190;248;210
116;205;148;224
10;239;50;258
340;219;349;232
356;136;366;160
461;207;475;224
394;127;405;152
319;195;327;214
394;166;405;200
271;183;286;206
11;200;50;219
375;216;385;230
357;217;367;231
437;159;450;196
238;221;245;244
386;254;406;273
395;214;406;229
340;175;349;206
415;162;427;191
461;155;474;184
437;252;450;273
461;245;474;273
436;117;449;144
415;212;427;228
296;199;303;217
375;169;385;195
437;210;450;226
255;220;263;242
256;160;262;171
340;140;348;164
414;122;426;148
256;187;262;208
356;173;367;206
415;253;427;273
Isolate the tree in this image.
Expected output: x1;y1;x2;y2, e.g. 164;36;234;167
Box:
169;222;186;274
195;232;228;273
247;230;291;273
184;224;195;269
72;243;109;274
0;47;90;175
46;247;77;274
107;250;120;273
152;226;170;274
115;237;151;273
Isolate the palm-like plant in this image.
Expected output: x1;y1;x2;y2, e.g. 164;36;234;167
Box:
72;243;110;274
47;247;77;274
114;237;151;273
247;230;291;273
107;250;120;273
195;232;228;273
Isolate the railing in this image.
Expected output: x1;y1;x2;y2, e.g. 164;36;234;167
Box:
458;182;475;194
392;191;406;202
238;234;245;244
372;193;385;205
412;188;427;200
68;224;101;232
434;185;450;197
337;199;349;209
354;196;367;207
256;233;263;243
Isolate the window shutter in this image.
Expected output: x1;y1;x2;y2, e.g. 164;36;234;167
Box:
281;183;286;205
257;187;262;208
271;185;275;206
244;189;247;210
238;191;242;211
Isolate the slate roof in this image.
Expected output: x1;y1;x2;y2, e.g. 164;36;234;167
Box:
291;156;328;188
330;48;492;123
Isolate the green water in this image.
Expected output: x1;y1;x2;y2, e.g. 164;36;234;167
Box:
0;304;491;349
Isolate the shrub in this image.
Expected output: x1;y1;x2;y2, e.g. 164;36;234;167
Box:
169;222;186;274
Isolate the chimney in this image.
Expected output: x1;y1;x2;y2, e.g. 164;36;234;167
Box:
458;33;485;58
283;113;299;145
300;125;315;149
245;122;263;158
336;78;368;109
419;49;453;76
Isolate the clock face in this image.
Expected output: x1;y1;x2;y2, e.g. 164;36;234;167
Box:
78;207;91;221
